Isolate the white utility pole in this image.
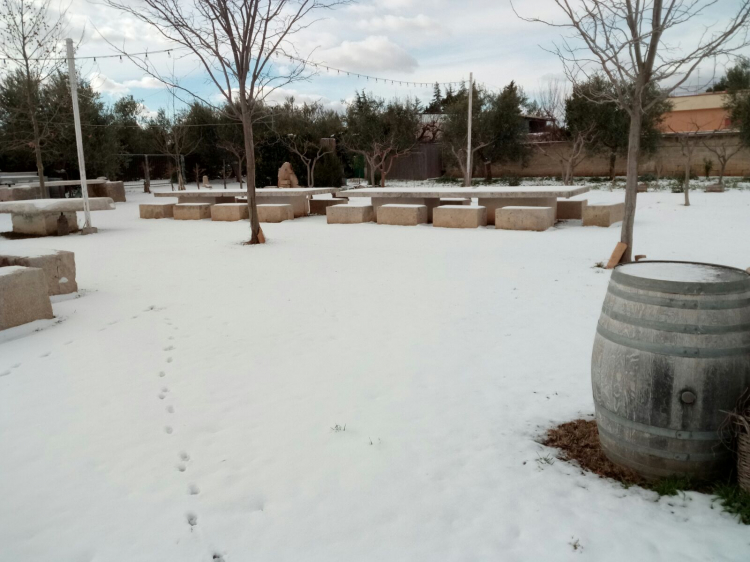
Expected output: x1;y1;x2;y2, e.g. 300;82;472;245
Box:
66;38;96;234
465;72;473;187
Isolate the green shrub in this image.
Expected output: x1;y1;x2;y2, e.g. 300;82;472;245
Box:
501;174;522;186
435;175;460;184
639;173;657;182
314;153;344;187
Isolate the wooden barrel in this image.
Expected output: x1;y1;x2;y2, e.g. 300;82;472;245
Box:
592;261;750;479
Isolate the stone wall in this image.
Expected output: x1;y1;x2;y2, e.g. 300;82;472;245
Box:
485;133;750;179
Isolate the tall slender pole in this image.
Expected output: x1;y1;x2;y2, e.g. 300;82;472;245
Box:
66;38;95;234
465;72;473;187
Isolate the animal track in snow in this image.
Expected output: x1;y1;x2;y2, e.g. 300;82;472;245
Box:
188;484;200;495
165;426;173;434
163;345;175;351
177;463;187;472
166;405;175;413
186;512;198;527
179;451;190;461
39;352;51;358
0;370;10;377
159;371;166;378
161;387;169;393
158;393;166;400
166;357;173;363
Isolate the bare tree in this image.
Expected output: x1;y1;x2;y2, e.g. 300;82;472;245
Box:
535;126;595;185
702;135;743;186
217;139;246;190
669;123;704;206
148;109;198;190
515;0;750;262
103;0;347;245
0;0;70;198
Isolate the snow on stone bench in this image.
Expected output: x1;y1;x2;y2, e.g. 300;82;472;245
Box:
0;266;54;331
582;202;625;227
433;205;487;229
0;198;115;236
495;206;555;231
0;249;77;295
376;204;428;226
326;204;375;224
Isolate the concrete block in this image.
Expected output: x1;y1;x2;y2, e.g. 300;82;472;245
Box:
309;198;347;215
557;199;587;220
257;204;293;223
0;187;10;202
0;250;77;295
174;203;212;220
496;206;555;231
211;203;249;221
439;198;471;206
433;205;487;229
102;181;126;203
377;204;428;226
9;186;41;201
705;183;725;193
139;203;175;219
0;266;54;330
11;212;78;236
582;202;625;227
326;205;375;224
258;195;308;217
479;197;557;225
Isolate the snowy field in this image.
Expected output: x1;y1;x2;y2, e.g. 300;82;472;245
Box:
1;183;749;561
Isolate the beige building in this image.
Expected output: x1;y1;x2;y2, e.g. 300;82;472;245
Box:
660;92;731;133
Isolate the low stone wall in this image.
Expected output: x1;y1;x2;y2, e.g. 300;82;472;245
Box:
471;133;750;179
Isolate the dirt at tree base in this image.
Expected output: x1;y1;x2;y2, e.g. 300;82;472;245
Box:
543;419;645;485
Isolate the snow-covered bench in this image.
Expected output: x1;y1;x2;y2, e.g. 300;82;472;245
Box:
0;198;115;236
495;206;555;231
376;204;428;226
433;205;487;228
0;249;77;295
582;202;625;227
326;204;375;224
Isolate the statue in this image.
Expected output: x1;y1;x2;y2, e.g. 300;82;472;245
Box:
277;162;299;188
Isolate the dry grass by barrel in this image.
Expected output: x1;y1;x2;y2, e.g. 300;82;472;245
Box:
543;419;645;485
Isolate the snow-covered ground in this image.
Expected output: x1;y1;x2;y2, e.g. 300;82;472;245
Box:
1;183;749;561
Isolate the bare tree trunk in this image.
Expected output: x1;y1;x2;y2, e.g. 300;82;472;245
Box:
718;160;727;186
684;155;691;206
306;162;312;188
241;106;260;244
609;151;617;184
484;160;492;182
621;108;643;263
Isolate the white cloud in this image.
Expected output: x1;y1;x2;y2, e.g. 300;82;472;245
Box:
319;36;418;74
262;87;345;113
123;76;167;89
356;14;435;33
89;72;129;95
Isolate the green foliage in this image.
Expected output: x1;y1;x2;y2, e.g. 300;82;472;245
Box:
501;174;522;186
720;58;750;149
708;57;750;92
638;173;658;182
703;158;714;179
713;484;750;525
434;175;460;184
565;75;672;173
649;475;695;497
441;81;530;179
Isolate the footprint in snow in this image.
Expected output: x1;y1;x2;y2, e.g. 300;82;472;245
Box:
0;370;10;377
179;451;190;461
39;352;51;358
163;345;175;351
165;426;173;434
166;405;175;413
12;363;21;368
186;512;198;527
159;371;166;378
158;393;166;400
188;484;200;495
166;357;173;364
177;463;187;472
161;387;169;393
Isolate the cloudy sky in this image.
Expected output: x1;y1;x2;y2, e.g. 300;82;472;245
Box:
58;0;746;118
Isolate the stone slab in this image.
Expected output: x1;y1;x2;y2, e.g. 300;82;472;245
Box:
140;203;175;219
344;186;590;199
211;203;249;221
258;195;308;217
0;250;77;295
102;181;126;203
433;205;487;229
257;204;293;223
0;266;54;330
0;197;115;214
377;204;428;226
174;203;212;220
11;212;79;236
557;199;588;220
326;205;375;224
496;206;555;231
583;202;625;227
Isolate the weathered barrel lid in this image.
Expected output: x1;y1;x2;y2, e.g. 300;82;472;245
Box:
613;261;750;295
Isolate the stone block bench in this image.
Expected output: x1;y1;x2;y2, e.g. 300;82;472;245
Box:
174;203;212;220
257;204;293;223
0;198;115;236
211;203;249;222
433;205;487;229
89;181;126;202
479;197;557;225
0;250;77;295
377;204;428;226
496;206;555;231
326;205;375;224
0;266;54;330
582;202;625;227
309;198;347;215
557;198;587;220
140;203;175;219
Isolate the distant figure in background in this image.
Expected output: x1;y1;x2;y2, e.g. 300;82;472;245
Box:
277;162;299;188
